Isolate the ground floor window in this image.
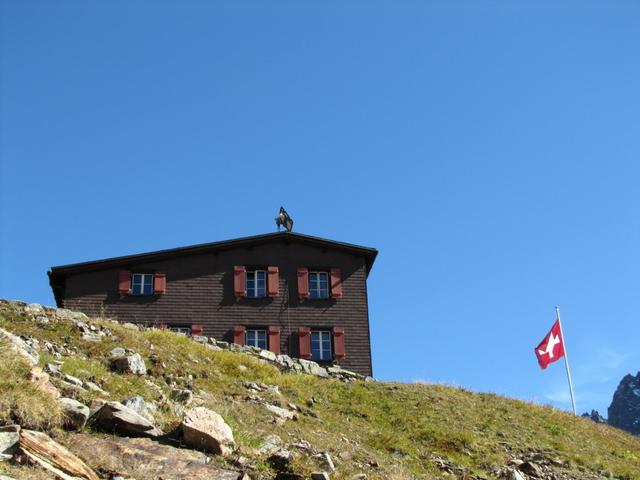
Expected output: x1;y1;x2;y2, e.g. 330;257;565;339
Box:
169;326;191;335
311;330;332;361
246;329;267;349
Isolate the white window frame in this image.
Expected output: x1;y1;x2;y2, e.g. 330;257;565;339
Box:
311;330;332;361
131;273;154;295
309;271;329;299
246;329;268;349
246;270;267;298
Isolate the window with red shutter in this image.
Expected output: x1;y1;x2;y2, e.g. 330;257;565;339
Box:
297;267;309;299
330;268;342;299
232;325;246;345
154;272;166;295
297;327;311;358
234;266;246;297
267;266;279;297
332;327;346;359
268;326;281;354
118;270;131;294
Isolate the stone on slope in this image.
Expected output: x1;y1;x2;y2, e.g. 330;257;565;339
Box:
92;401;163;438
26;367;60;399
182;407;235;456
312;452;336;472
111;352;147;375
265;403;296;420
311;473;330;480
0;327;39;366
121;395;156;423
18;429;99;480
58;398;90;431
0;425;20;461
66;433;240;480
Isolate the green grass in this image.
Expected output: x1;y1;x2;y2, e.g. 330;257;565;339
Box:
1;300;640;480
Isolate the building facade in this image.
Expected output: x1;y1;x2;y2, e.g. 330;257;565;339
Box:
48;232;377;376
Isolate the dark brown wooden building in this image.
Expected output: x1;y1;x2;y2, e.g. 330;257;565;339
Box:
48;232;377;376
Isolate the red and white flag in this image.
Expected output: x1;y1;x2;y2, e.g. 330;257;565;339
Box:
534;319;565;369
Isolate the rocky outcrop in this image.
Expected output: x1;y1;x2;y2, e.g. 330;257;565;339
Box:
0;425;20;461
66;433;240;480
182;407;236;456
111;352;147;375
17;429;99;480
58;398;90;431
0;327;39;366
608;371;640;435
581;409;606;424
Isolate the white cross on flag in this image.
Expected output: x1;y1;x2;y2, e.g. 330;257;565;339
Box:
534;320;565;369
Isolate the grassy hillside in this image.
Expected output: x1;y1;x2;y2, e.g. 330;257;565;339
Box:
0;299;639;480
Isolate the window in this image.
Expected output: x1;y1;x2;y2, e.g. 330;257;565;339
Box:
246;329;267;349
131;273;154;295
309;271;329;299
246;270;266;298
311;330;332;361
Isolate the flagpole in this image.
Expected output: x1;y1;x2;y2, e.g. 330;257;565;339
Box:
556;306;577;415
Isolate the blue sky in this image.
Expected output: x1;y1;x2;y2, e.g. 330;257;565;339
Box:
1;1;639;416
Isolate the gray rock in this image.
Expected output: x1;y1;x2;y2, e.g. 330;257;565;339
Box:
257;434;281;455
276;354;295;369
510;469;526;480
121;395;156;423
34;315;50;324
299;359;329;378
264;404;295;420
0;327;39;366
192;335;208;344
63;373;84;388
312;452;335;472
59;397;90;430
268;449;292;470
81;332;103;342
181;407;235;456
112;353;147;375
84;380;108;395
110;347;126;357
44;363;62;377
258;349;277;362
25;303;44;315
519;461;544;478
122;322;140;330
0;475;16;479
311;473;330;480
93;401;163;438
0;425;20;461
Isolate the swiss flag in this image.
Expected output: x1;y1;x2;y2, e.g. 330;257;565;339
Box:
534;320;565;370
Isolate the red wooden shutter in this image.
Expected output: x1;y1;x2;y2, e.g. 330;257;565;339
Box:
267;266;279;297
191;324;204;336
297;267;309;299
118;270;131;294
154;272;166;295
232;326;246;345
268;326;281;354
330;268;343;298
234;266;246;297
332;326;346;359
298;327;311;359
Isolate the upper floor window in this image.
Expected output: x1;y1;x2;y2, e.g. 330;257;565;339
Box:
246;329;267;349
309;271;329;299
131;273;154;295
246;270;266;298
311;330;332;361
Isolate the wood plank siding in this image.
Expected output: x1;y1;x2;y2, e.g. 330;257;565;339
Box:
49;233;376;376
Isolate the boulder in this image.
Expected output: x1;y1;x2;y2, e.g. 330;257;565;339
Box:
66;433;239;480
0;327;39;366
59;398;90;431
0;425;20;461
121;395;156;422
110;347;126;357
265;403;296;420
182;407;235;456
299;359;329;378
510;469;526;480
519;461;544;478
92;401;163;438
259;349;277;362
112;353;147;375
268;449;292;470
